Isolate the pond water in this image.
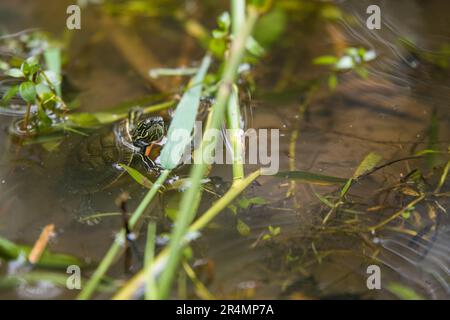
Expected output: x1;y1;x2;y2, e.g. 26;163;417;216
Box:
0;0;449;299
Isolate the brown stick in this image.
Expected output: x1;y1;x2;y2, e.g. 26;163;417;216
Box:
28;224;55;264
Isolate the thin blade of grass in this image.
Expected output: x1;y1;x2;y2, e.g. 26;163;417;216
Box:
44;47;62;97
275;171;347;185
226;85;244;181
145;222;157;300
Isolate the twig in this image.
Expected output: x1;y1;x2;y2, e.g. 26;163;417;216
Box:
28;224;55;265
368;195;425;231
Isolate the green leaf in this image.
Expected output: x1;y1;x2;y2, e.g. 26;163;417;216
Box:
212;29;228;39
228;204;237;215
42;140;62;152
246;36;265;57
386;283;424;300
212;12;231;39
92;112;123;124
320;5;343;20
6;68;24;78
119;164;154;189
19;81;37;103
340;178;353;198
353;152;382;178
249;0;271;12
21;60;40;78
236;218;251;236
0;59;9;71
314;193;335;208
270;226;280;236
164;193;181;222
208;38;227;57
262;234;272;241
355;66;369;79
253;8;287;47
313;55;339;65
237;196;268;209
37;105;52;128
1;85;19;103
35;83;52;99
328;74;338;90
67;113;101;128
275;171;348;185
217;12;231;31
159;55;212;169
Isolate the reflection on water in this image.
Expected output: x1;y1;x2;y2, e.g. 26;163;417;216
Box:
0;0;449;299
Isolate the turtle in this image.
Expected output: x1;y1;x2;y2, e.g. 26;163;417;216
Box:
64;109;165;194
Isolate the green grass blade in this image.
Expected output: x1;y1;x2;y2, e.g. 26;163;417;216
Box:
44;47;62;97
119;164;154;189
275;170;347;185
144;222;157;300
159;55;212;169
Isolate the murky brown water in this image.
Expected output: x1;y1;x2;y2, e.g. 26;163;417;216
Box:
0;0;449;299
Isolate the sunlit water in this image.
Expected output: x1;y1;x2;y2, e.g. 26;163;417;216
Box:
0;0;449;299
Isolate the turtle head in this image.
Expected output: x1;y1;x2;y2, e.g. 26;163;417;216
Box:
131;116;165;149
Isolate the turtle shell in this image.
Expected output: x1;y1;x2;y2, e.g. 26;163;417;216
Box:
64;119;136;194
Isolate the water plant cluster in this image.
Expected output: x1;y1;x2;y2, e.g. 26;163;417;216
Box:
0;0;448;300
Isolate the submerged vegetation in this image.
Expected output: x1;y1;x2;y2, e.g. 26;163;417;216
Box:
0;0;449;300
